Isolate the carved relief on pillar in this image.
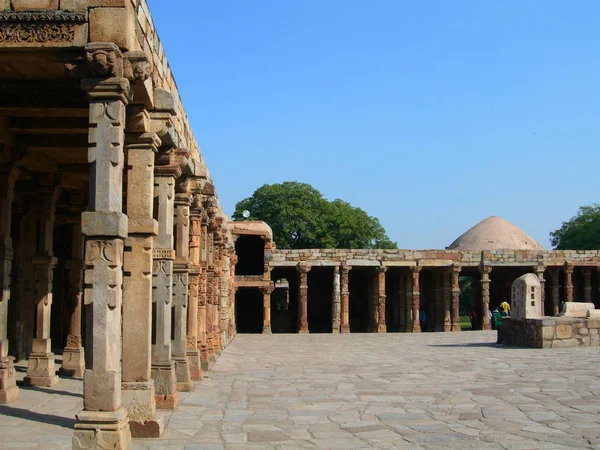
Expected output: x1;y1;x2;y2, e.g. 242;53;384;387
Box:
340;263;351;333
442;268;452;332
297;261;311;334
376;266;387;333
534;265;546;315
260;283;275;334
451;264;462;331
479;265;492;330
564;263;574;303
548;267;561;315
410;266;422;333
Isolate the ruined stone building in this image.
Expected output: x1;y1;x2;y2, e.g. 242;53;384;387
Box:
0;2;599;449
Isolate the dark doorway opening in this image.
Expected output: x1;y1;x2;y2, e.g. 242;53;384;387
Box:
270;268;299;333
235;288;263;333
349;267;372;332
235;235;264;275
307;267;333;333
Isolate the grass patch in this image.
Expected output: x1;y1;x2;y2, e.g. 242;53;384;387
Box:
460;315;472;330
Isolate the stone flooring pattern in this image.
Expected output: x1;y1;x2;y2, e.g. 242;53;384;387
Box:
2;332;600;449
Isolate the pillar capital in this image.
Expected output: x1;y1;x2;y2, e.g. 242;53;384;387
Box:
376;265;387;274
259;283;275;295
479;265;492;276
297;261;311;274
411;265;422;274
564;262;574;274
340;261;351;273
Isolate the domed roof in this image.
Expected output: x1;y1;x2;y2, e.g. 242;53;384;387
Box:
447;216;543;251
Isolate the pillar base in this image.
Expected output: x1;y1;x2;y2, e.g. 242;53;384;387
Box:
377;325;387;333
201;360;214;371
0;357;19;404
151;361;179;410
24;353;59;387
262;326;272;334
482;323;492;331
121;381;164;438
299;328;309;334
73;407;131;450
340;325;350;333
410;326;421;333
332;329;340;334
451;323;461;332
186;348;203;380
173;356;193;392
59;347;85;378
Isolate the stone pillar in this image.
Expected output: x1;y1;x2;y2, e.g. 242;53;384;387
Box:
332;266;341;333
0;164;19;403
549;267;560;315
59;224;85;378
480;266;492;330
434;271;444;332
564;263;574;303
120;131;163;437
229;254;237;340
340;263;350;333
534;265;546;315
376;266;387;333
173;190;192;392
451;265;461;331
582;267;592;303
398;272;406;332
297;262;310;333
405;271;413;332
187;204;202;380
260;283;274;334
151;167;179;410
73;66;132;449
25;181;60;387
220;248;231;345
410;266;421;333
443;268;452;332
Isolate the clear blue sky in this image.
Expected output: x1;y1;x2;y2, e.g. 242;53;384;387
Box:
147;0;599;249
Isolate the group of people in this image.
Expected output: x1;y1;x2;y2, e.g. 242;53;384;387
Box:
471;302;511;345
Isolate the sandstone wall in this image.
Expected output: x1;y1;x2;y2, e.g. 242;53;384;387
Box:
503;317;600;348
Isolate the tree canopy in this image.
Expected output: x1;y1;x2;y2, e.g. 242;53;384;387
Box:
550;204;600;250
232;182;397;249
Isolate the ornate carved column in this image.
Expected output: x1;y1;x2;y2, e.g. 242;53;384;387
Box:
340;263;351;333
187;196;203;380
173;179;193;392
582;267;592;303
59;223;85;379
480;265;492;330
74;44;141;448
376;266;387;333
260;283;275;334
451;265;461;331
410;266;422;333
220;245;231;344
534;265;546;315
229;252;237;340
564;263;574;303
443;268;452;332
151;159;179;410
331;266;341;333
25;180;60;387
0;163;19;403
297;261;310;333
549;267;560;315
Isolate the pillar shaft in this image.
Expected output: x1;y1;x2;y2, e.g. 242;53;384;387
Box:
332;266;341;333
411;266;421;333
582;267;592;303
187;208;203;379
443;269;452;332
261;283;274;334
480;266;492;330
340;264;350;333
549;268;560;315
377;266;387;333
535;265;546;315
451;265;461;331
297;262;310;333
564;264;574;302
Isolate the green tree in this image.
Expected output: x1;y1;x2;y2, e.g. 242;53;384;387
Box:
550;204;600;250
232;182;397;249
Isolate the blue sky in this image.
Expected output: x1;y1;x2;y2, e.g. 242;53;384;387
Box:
147;0;599;249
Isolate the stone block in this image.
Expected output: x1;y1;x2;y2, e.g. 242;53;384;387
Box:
73;407;131;450
154;88;177;114
591;334;600;346
11;0;57;9
552;338;579;348
579;328;589;335
89;6;136;51
542;326;555;340
82;211;128;238
61;0;125;8
129;415;164;438
581;336;591;346
559;302;596;318
587;319;600;329
0;0;9;9
556;324;572;340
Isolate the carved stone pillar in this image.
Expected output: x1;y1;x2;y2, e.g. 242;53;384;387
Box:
59;223;85;378
582;267;592;303
25;181;60;387
410;266;422;332
332;266;341;333
376;266;387;333
120;131;163;437
187;206;202;380
480;266;492;330
199;262;209;369
564;263;574;303
451;265;461;331
151;168;179;410
0;164;19;403
443;268;452;332
534;265;546;315
297;262;310;333
173;189;192;392
549;267;560;315
260;283;274;334
220;247;231;345
405;270;413;332
340;263;350;333
74;59;133;449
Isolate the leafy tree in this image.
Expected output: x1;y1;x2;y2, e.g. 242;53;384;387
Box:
550;204;600;250
232;182;397;249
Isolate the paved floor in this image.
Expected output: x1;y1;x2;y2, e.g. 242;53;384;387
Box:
1;332;600;449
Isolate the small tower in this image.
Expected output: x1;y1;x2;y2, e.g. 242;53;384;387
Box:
511;274;542;319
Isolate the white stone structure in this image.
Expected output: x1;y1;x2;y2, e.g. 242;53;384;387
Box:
511;274;542;319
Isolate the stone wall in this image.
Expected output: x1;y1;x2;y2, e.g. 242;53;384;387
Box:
503;317;600;348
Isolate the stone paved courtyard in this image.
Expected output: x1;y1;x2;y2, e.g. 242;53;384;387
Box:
2;332;600;449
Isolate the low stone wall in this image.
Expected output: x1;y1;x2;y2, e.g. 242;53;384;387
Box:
503;317;600;348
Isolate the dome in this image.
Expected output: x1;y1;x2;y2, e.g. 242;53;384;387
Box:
447;216;543;251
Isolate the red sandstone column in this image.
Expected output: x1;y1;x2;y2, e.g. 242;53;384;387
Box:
340;263;351;333
261;283;274;334
443;268;452;332
405;270;413;332
480;266;492;330
377;266;387;333
564;263;574;303
187;207;202;380
451;265;461;331
297;262;310;333
549;267;560;315
411;266;422;333
582;267;592;303
534;265;546;315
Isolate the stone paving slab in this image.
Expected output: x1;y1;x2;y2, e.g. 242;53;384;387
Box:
1;332;600;449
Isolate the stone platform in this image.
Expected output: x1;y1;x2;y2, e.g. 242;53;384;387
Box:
2;333;600;449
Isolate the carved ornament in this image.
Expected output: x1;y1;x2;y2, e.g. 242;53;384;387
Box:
0;10;85;44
